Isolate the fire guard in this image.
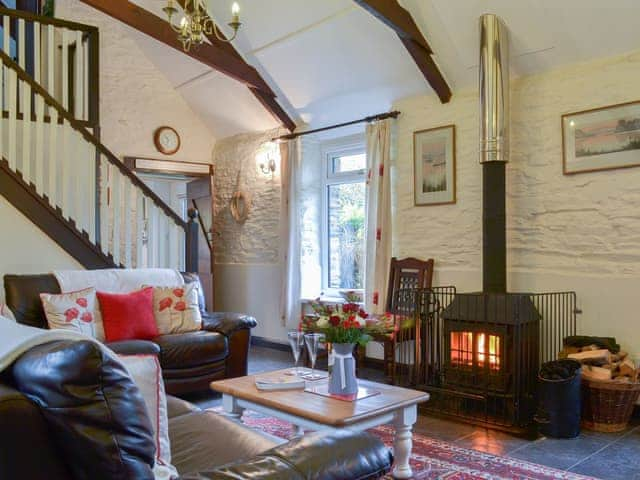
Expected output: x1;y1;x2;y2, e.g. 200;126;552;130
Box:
392;288;580;434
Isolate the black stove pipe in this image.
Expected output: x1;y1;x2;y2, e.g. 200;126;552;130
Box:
483;162;506;293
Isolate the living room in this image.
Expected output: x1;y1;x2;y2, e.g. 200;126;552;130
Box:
0;1;639;479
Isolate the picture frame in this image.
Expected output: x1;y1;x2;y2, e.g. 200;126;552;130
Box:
413;125;456;206
562;100;640;175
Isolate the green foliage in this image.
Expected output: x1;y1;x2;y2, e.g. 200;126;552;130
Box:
42;0;55;17
322;327;371;347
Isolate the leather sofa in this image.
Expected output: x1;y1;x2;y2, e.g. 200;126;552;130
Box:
3;272;257;395
0;339;393;479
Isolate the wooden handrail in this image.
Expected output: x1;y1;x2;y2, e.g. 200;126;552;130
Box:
0;5;98;33
0;48;187;229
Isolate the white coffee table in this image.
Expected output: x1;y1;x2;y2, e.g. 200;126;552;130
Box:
211;369;430;479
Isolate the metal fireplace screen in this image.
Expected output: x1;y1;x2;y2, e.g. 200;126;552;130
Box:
391;288;579;433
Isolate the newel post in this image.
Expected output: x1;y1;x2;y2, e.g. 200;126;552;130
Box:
185;208;199;273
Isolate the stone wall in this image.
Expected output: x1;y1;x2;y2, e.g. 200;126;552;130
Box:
394;48;640;354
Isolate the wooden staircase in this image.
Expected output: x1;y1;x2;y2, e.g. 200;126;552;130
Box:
0;7;198;270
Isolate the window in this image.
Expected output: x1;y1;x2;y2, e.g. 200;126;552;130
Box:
322;141;367;295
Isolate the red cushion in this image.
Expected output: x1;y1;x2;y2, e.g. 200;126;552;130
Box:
97;287;158;342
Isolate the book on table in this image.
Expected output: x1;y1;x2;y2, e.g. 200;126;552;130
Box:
255;375;306;391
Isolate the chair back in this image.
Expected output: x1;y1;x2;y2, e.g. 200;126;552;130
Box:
385;257;434;314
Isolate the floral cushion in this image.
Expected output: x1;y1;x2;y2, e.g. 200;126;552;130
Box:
148;284;202;335
40;287;102;339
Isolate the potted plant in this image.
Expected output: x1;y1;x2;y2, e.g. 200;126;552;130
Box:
303;296;395;396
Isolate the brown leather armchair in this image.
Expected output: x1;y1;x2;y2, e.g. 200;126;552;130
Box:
3;272;257;395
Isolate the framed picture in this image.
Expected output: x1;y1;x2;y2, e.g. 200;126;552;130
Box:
562;100;640;175
413;125;456;206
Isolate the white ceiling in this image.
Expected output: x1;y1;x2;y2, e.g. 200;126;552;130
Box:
127;0;640;139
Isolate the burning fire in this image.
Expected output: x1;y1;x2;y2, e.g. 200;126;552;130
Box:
451;332;500;370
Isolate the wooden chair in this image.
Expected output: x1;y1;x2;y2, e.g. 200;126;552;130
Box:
379;257;434;384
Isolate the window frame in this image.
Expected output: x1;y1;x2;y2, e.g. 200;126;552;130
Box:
320;136;367;297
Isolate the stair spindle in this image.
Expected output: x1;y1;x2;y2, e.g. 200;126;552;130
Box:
34;23;44;194
123;179;132;267
111;167;121;266
61;29;69;112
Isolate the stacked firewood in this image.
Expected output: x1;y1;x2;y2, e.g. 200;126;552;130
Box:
559;343;639;383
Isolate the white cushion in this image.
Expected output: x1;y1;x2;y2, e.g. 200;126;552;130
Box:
40;287;105;341
119;354;178;480
0;304;16;322
148;284;202;334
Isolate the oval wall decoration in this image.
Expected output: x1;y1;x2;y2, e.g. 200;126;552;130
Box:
229;191;250;223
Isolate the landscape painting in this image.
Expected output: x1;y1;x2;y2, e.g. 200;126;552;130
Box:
563;100;640;174
413;125;456;206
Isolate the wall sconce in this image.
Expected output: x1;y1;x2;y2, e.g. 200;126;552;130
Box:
256;142;279;177
259;156;277;175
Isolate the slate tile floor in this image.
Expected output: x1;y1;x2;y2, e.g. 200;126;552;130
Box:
184;345;640;480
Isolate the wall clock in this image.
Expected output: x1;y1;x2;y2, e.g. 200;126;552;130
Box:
154;126;181;155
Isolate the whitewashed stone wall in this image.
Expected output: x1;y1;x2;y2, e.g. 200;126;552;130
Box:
394;48;640;353
212;129;283;264
56;0;216;162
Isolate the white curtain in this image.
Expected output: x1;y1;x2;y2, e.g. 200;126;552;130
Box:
279;138;302;327
364;119;395;315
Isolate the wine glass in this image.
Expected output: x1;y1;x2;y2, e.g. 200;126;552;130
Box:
304;333;324;380
287;331;304;376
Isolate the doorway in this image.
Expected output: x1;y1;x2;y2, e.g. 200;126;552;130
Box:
125;157;215;310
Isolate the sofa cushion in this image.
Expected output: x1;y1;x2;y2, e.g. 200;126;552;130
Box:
119;354;177;479
98;287;159;342
148;284;202;334
40;287;103;340
4;274;60;328
169;410;279;475
155;331;228;369
12;340;156;480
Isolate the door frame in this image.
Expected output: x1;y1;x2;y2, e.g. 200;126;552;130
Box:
124;156;216;306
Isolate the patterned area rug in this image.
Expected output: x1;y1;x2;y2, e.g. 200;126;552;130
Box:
210;407;596;480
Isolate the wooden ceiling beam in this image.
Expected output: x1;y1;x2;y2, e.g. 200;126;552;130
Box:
175;0;296;132
79;0;271;93
353;0;451;103
80;0;297;130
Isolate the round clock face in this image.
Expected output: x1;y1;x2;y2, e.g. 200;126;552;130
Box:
155;127;180;155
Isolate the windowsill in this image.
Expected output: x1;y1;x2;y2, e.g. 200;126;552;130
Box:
300;295;345;304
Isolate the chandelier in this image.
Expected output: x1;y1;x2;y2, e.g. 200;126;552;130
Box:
163;1;241;52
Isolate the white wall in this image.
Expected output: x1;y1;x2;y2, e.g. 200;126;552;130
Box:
56;0;216;162
393;48;640;355
0;196;82;302
212;128;289;343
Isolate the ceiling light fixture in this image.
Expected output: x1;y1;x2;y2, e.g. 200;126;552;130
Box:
163;0;241;52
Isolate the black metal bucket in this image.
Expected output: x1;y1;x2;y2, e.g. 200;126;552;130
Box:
535;359;582;438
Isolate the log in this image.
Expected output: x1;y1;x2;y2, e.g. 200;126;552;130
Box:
568;349;611;366
580;344;599;352
610;351;628;362
613;376;632;383
619;358;636;377
563;336;620;353
582;365;612;381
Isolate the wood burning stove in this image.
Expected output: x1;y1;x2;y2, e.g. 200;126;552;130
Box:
440;293;540;429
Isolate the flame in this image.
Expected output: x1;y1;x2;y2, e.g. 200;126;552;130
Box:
450;331;500;370
477;333;500;370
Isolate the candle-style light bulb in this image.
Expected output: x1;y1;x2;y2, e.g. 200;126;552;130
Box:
231;2;240;16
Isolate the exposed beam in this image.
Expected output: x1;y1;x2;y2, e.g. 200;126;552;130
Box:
175;0;296;131
80;0;295;132
353;0;451;103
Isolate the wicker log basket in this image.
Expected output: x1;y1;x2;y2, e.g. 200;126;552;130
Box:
581;378;640;432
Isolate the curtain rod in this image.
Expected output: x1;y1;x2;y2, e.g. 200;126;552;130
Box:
271;110;400;143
